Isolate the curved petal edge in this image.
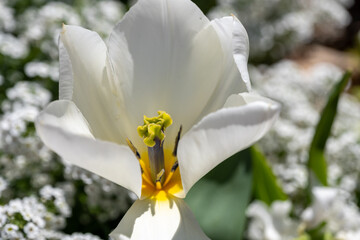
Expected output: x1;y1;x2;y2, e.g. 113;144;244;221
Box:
212;15;250;91
35;100;142;198
177;93;280;197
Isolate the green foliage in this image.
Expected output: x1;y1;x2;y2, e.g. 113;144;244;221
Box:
185;149;253;240
192;0;217;14
63;180;125;237
350;86;360;102
304;222;337;240
308;72;351;187
43;198;59;215
185;146;289;239
293;234;311;240
9;212;27;229
251;146;288;205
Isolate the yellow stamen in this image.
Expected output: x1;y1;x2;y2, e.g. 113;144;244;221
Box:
164;160;179;186
163;171;174;187
142;172;155;188
132;111;183;200
139;150;183;199
139;160;154;187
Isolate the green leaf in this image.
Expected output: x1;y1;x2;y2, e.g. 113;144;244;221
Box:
306;222;336;240
251;146;287;205
308;72;351;186
185;149;253;240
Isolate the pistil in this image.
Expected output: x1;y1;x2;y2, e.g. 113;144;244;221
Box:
148;137;165;184
137;111;173;185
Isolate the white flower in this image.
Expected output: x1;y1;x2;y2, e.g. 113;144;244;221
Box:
40;185;71;217
25;61;59;80
246;200;300;240
337;230;360;240
0;33;28;59
0;208;6;227
302;187;360;233
0;1;16;32
63;233;102;240
6;81;51;107
2;223;21;239
24;222;40;239
35;0;280;239
3;197;47;229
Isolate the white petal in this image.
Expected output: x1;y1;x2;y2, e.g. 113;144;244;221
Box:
108;0;233;142
35;100;142;198
177;93;280;197
59;39;73;100
110;198;209;240
212;16;250;91
60;24;129;145
246;201;282;240
197;16;250;117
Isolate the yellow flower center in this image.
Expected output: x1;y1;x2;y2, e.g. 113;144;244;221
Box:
127;111;183;201
139;149;183;201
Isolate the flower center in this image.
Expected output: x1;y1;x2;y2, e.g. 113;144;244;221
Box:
127;111;183;200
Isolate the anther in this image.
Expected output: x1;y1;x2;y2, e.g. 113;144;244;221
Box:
126;138;141;159
163;161;179;187
156;169;165;190
172;125;182;157
171;161;179;172
156;169;165;182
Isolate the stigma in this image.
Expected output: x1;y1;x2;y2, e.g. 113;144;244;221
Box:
127;111;183;200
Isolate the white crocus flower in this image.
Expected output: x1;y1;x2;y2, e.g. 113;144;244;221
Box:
35;0;280;239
